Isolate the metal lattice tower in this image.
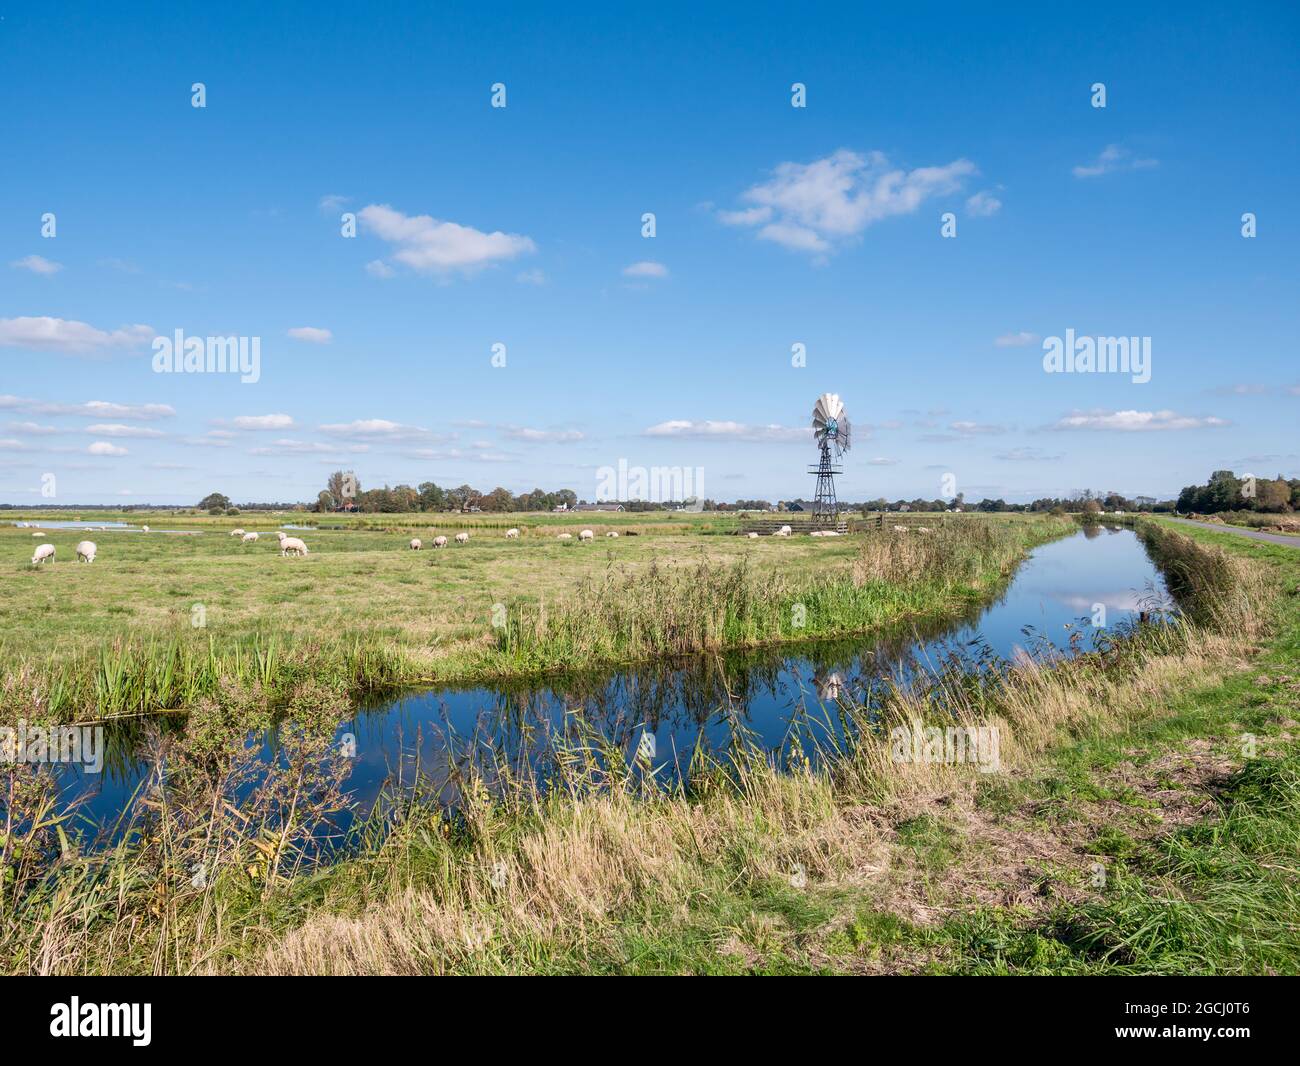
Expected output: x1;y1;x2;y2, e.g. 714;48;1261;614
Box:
809;393;850;523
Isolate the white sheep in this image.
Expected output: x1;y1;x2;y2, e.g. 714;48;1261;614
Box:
915;526;932;533
409;538;422;551
774;525;792;537
747;532;759;539
893;526;909;533
455;532;469;545
75;540;97;563
141;525;149;533
242;532;259;543
31;531;44;537
32;543;55;564
579;529;594;542
230;528;245;537
557;532;573;541
505;528;519;539
809;530;825;538
606;531;619;538
433;535;448;548
279;536;309;557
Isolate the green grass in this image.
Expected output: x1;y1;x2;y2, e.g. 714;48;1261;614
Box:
3;515;1293;975
1;512;1066;721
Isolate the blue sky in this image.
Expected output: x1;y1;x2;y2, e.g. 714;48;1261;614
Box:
2;0;1297;505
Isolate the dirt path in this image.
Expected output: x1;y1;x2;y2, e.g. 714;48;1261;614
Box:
1161;516;1300;548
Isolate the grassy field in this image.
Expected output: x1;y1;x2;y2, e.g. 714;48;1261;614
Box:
1;511;1067;720
3;515;1297;974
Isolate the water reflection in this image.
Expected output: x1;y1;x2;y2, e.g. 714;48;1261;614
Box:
60;528;1173;830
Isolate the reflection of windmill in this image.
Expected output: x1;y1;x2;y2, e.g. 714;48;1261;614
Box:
809;393;851;521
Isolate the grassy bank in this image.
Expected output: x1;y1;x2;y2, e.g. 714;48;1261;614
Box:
1;514;1066;721
3;517;1294;974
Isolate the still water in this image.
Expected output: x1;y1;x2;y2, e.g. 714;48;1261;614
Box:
61;526;1169;829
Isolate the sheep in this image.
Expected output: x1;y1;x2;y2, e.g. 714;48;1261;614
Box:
455;532;470;545
505;528;519;539
279;536;309;557
32;543;55;564
579;529;594;542
31;531;44;537
809;530;825;538
141;525;149;533
915;526;932;533
409;538;422;551
774;525;792;537
557;532;573;541
747;532;759;539
75;540;97;563
893;526;909;533
230;529;245;538
433;535;448;548
606;531;619;538
242;532;259;543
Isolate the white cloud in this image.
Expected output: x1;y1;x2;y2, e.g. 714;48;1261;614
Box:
643;419;810;442
516;269;547;285
504;427;585;443
365;259;396;279
0;438;31;451
286;326;333;344
0;317;154;353
995;331;1040;347
965;191;1002;217
87;441;128;456
949;420;1006;435
996;447;1062;461
359;203;536;276
85;423;166;438
0;396;175;420
401;447;512;463
720;149;977;254
622;261;669;279
249;439;370;456
1072;144;1158;179
318;194;349;212
1049;409;1229;432
867;457;900;466
232;414;295;431
318;418;442;442
5;421;60;435
11;255;63;275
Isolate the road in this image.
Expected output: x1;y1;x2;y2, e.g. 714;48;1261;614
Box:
1161;516;1300;548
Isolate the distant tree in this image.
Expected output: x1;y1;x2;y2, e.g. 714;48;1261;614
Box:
316;490;335;513
198;492;231;511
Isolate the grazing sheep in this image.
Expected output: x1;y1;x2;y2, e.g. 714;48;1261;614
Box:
606;531;619;538
31;531;44;537
809;530;825;538
433;535;448;548
230;529;245;537
557;532;573;541
242;532;259;543
915;526;932;533
409;538;422;551
505;528;519;539
774;525;792;537
32;543;55;564
747;532;759;539
279;535;309;557
75;540;97;563
455;532;470;545
893;526;909;533
579;529;594;542
141;525;149;533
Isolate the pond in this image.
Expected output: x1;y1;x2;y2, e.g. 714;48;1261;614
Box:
56;525;1171;832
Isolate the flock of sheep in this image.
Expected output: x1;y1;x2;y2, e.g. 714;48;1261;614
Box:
25;517;880;567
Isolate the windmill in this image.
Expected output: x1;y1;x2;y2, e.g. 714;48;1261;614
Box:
809;393;851;522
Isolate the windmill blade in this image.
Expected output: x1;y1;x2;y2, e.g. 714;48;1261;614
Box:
837;414;852;451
